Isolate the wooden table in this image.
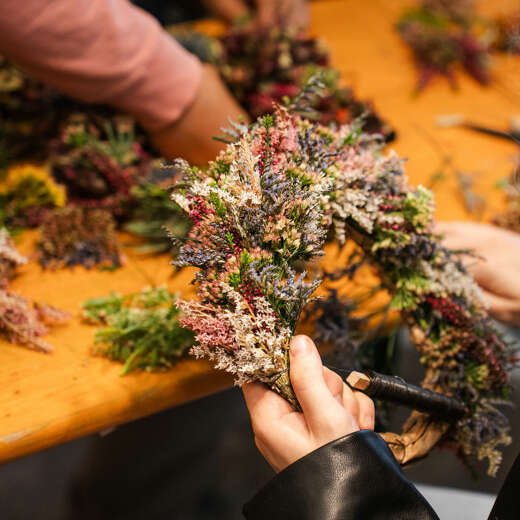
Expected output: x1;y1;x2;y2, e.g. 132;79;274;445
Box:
1;0;518;465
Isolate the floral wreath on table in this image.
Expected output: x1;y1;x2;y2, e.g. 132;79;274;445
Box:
169;87;517;476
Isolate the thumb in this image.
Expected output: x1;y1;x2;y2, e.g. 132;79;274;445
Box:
289;335;343;430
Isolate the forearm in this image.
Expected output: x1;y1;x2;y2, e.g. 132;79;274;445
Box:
202;0;250;22
0;0;201;131
149;64;248;164
244;430;439;520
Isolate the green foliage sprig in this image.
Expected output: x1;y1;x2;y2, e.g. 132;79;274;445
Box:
82;286;194;375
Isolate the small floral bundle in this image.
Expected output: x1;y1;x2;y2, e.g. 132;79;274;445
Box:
38;206;123;269
0;291;69;352
0;227;27;289
0;227;70;351
493;10;520;55
0;164;67;229
173;101;516;474
397;1;491;91
82;286;194;375
50;114;152;217
217;26;395;140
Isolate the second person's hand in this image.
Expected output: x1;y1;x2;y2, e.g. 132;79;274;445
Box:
437;221;520;326
203;0;310;30
149;64;249;165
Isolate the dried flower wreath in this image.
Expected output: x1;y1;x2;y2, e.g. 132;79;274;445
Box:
172;100;516;474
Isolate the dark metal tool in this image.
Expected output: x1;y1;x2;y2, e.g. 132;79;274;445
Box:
437;114;520;146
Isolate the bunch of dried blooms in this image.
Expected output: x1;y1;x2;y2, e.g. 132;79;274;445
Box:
397;1;491;91
0;227;26;288
82;286;194;374
492;10;520;55
0;291;70;352
0;56;192;265
0;227;70;351
0;164;66;229
38;206;123;269
0;57;157;227
50;114;152;217
216;26;395;140
173;99;516;474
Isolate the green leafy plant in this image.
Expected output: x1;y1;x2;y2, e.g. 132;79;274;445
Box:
82;286;194;375
124;179;192;255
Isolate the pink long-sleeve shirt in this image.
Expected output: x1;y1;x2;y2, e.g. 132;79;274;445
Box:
0;0;202;131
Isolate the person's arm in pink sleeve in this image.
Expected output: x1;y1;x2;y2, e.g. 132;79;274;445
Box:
0;0;248;163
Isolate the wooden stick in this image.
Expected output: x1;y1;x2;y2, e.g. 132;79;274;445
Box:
337;368;466;420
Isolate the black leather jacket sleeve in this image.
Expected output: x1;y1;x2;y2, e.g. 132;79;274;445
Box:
243;430;439;520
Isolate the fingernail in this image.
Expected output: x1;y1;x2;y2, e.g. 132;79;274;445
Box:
290;336;312;357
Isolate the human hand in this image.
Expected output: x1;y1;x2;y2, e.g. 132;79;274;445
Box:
437;221;520;326
242;335;375;473
148;64;249;165
203;0;310;31
254;0;310;31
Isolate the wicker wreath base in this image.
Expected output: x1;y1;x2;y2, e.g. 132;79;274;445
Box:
381;412;449;465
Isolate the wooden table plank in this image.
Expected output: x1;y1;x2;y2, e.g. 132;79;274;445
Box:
1;0;518;464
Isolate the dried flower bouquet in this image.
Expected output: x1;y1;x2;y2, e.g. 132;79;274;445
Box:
0;228;70;351
173;100;516;474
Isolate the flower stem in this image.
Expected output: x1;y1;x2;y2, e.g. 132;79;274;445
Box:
270;348;302;412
